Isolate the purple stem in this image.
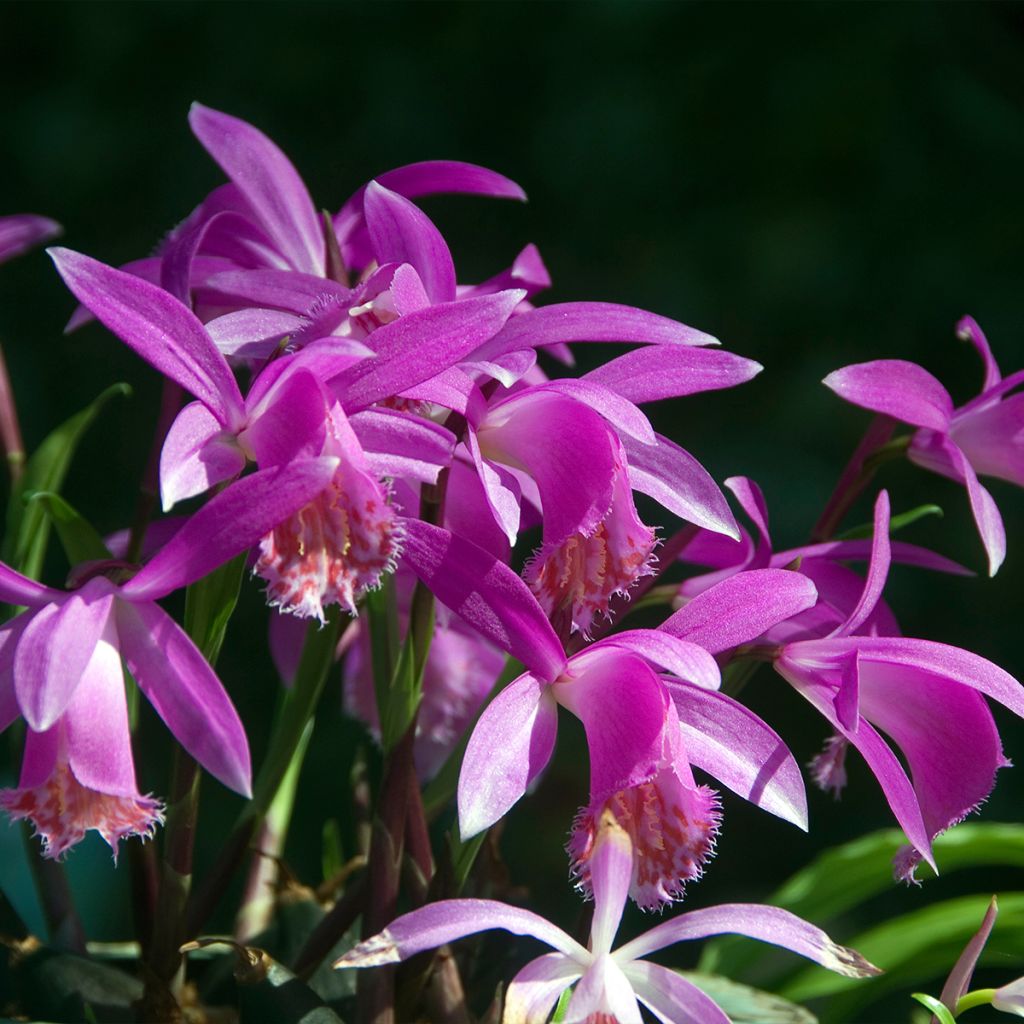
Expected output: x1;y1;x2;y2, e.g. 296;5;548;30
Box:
0;340;25;484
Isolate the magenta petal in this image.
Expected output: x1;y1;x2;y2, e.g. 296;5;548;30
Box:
49;248;245;428
536;380;656;444
0;563;61;607
200;269;350;314
624;961;731;1024
939;896;998;1011
624;433;738;539
241;368;328;468
662;569;818;654
159;401;244;510
337;289;524;410
615;903;880;978
0;616;31;732
585;345;762;404
458;673;558;837
475;302;719;363
774;539;973;577
504;953;582;1024
950;393;1024;487
0;214;61;265
205;308;304;360
594;630;720;690
116;601;251;795
725;476;772;565
63;635;139;797
400;520;565;680
15;588;114;732
589;819;633;956
956;316;1001;391
363;182;457;304
467;432;522;544
350;409;455;485
833;490;892;637
444;458;513;562
666;683;808;830
823;360;953;431
189;104;323;275
944;438;1007;576
334;898;585;968
125;457;340;600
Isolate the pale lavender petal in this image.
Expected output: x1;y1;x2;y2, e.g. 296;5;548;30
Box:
200;269;349;314
363;182;456;304
116;600;251;795
337;289;524;410
49;248;245;428
475;302;719;364
536;380;656;444
938;896;998;1011
125;457;340;600
350;408;455;485
0;214;61;265
624;961;730;1024
823;360;953;431
588;819;633;956
957;316;1001;391
992;977;1024;1016
64;632;138;796
832;490;891;637
400;520;565;680
662;569;818;654
15;587;115;732
666;683;808;830
0;564;61;607
159;401;244;510
624;433;739;539
504;953;581;1024
615;903;881;977
585;346;762;404
240;368;328;469
593;631;720;690
334;897;585;968
566;955;642;1024
189;103;323;275
205;308;304;360
64;256;167;333
458;673;558;837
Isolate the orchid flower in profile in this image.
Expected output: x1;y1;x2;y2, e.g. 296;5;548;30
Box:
824;317;1024;575
0;214;61;265
402;521;814;909
335;813;880;1024
0;458;337;857
752;490;1024;882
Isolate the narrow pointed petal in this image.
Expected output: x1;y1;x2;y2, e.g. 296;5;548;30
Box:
189;103;323;275
49;248;245;427
585;345;762;404
337;289;524;410
476;302;719;364
159;401;245;510
833;490;891;637
824;360;954;431
725;476;773;563
945;438;1006;576
624;433;739;539
662;569;818;654
594;630;720;690
205;308;304;360
504;953;581;1024
126;457;340;600
15;589;114;731
565;954;643;1024
625;961;731;1024
0;214;61;265
333;898;586;968
956;316;1001;391
0;616;31;732
614;903;881;978
240;368;328;468
773;539;973;577
588;817;633;956
400;520;565;681
535;380;655;444
950;393;1024;487
458;674;558;837
0;564;61;607
116;601;251;795
363;182;457;303
350;408;455;485
666;683;808;830
200;268;349;313
443;458;513;561
467;431;521;544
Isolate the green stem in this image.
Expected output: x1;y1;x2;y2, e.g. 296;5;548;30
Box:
955;988;997;1015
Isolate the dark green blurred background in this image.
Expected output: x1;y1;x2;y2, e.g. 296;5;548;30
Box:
2;2;1023;1018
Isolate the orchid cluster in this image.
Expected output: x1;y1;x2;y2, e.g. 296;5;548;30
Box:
0;104;1022;1024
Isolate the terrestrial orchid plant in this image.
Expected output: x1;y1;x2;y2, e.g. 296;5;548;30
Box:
0;105;1021;1024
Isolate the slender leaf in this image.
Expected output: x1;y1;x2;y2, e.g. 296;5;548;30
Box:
27;492;111;566
184;551;247;664
679;972;817;1023
910;992;956;1024
837;503;943;540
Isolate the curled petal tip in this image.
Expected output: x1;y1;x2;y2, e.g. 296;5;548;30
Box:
334;930;400;969
829;942;884;979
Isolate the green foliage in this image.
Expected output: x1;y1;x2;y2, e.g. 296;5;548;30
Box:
28;491;111;565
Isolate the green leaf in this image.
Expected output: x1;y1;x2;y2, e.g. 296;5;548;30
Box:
2;382;130;579
322;818;344;884
184;551;247;664
26;491;111;566
699;824;1024;979
551;984;573;1023
837;503;943;540
678;972;817;1023
910;992;956;1024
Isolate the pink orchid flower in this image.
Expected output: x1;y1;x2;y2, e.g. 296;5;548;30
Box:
0;214;61;266
335;813;880;1024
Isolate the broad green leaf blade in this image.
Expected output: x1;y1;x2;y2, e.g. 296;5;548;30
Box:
699;824;1024;979
678;972;817;1023
3;382;130;578
27;491;111;566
